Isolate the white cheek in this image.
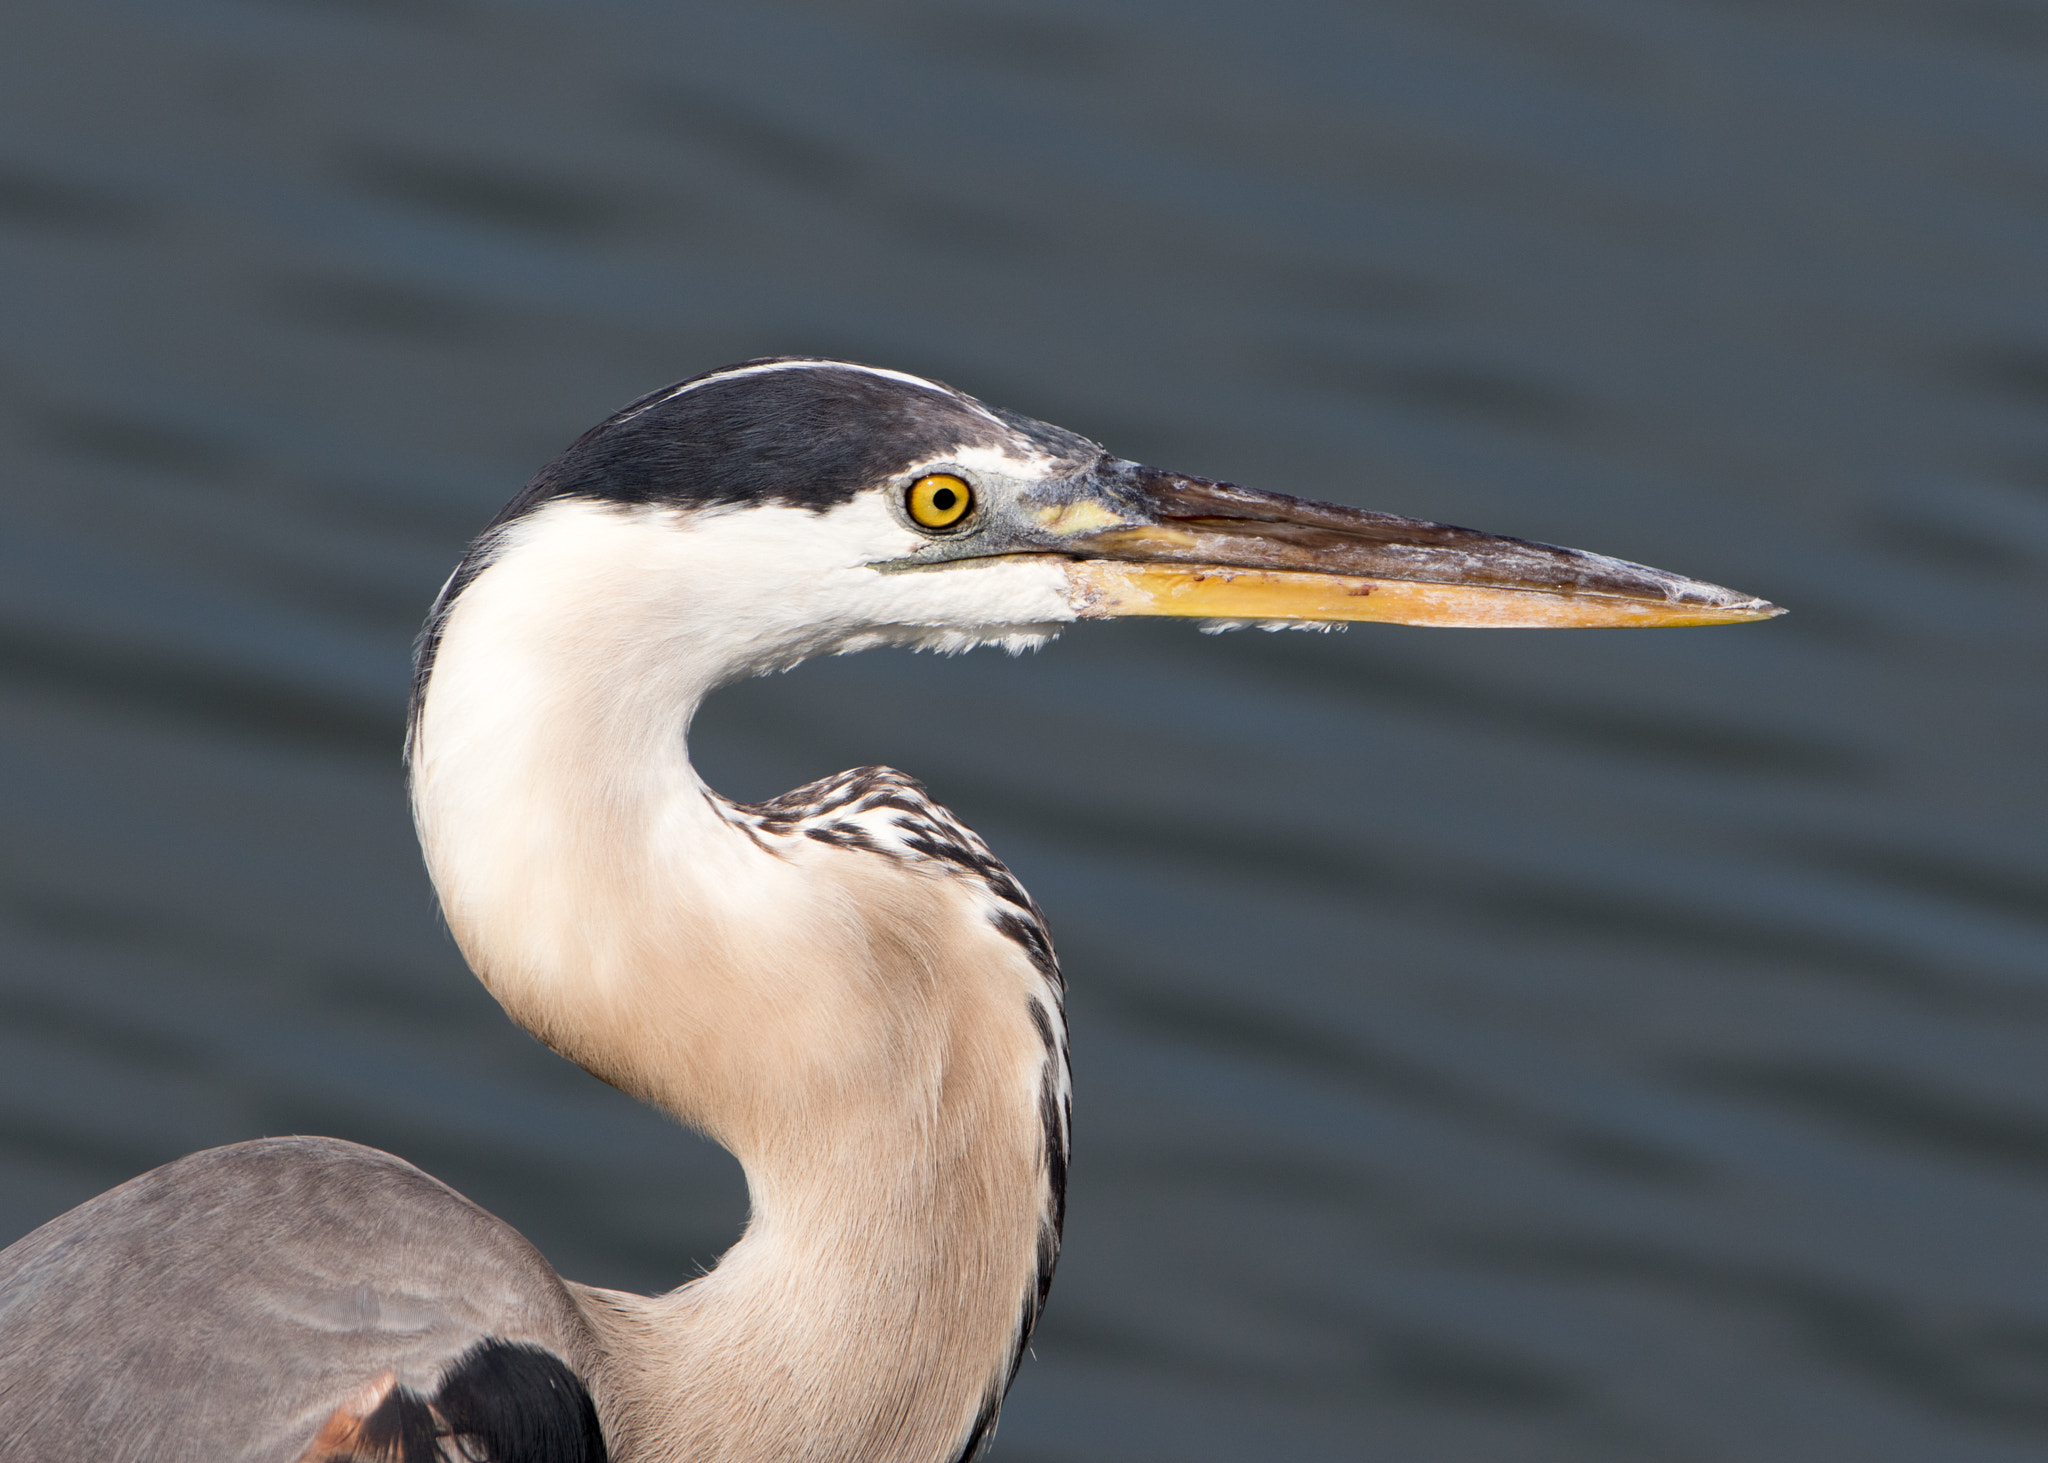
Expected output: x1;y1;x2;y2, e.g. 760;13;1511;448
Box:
694;494;1078;643
863;556;1074;633
466;495;1076;696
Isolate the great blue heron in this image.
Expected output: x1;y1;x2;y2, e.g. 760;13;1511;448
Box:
0;359;1778;1463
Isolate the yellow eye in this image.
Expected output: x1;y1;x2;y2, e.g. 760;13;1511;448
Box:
907;473;973;530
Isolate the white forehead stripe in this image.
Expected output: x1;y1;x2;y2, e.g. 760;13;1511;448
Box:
611;360;1007;431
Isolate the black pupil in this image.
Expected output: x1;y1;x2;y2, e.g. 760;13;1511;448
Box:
932;486;958;511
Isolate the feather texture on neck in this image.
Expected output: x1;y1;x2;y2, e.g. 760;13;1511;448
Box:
409;498;1069;1463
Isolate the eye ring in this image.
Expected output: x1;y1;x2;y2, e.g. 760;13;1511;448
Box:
906;473;974;531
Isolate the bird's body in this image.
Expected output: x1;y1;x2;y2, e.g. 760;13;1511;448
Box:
0;1138;604;1461
0;360;1777;1463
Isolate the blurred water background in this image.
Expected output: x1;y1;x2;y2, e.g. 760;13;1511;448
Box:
3;2;2047;1459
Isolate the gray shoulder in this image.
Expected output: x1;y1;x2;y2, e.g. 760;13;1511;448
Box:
0;1137;601;1463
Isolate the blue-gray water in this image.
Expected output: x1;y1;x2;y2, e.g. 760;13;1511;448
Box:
3;2;2046;1459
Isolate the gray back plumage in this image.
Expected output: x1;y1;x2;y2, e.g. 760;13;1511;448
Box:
0;1137;596;1463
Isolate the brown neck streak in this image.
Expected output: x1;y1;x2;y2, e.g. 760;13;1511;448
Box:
409;512;1058;1463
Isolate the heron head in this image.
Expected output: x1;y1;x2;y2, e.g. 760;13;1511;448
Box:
423;358;1779;709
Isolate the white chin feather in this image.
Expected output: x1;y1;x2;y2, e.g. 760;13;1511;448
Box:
835;624;1064;659
1197;619;1345;635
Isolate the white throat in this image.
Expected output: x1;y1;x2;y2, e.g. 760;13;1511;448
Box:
409;497;1072;1463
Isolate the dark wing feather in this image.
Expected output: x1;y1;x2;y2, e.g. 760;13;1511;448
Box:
0;1138;602;1463
299;1340;605;1463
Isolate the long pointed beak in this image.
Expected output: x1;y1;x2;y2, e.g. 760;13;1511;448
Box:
1052;468;1781;628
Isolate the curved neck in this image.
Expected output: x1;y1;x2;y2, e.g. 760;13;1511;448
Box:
409;504;1064;1463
